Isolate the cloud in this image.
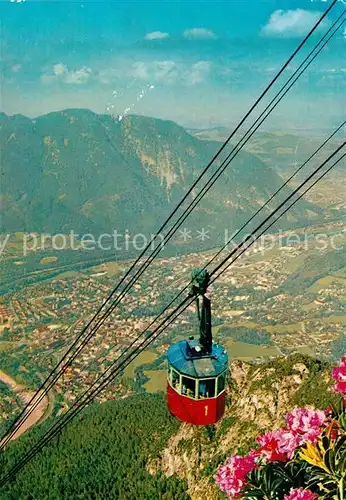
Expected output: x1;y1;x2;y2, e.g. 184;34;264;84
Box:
261;9;330;37
128;59;213;86
99;59;211;87
183;28;216;39
53;63;67;76
64;67;92;84
11;64;21;73
144;31;169;40
130;60;177;82
41;63;92;85
185;61;212;85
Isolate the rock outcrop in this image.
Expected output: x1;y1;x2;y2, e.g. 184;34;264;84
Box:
147;355;334;500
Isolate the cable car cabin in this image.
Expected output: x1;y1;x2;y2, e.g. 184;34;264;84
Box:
167;269;229;426
167;339;228;425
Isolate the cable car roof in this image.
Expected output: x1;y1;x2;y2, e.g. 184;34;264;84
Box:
167;340;228;378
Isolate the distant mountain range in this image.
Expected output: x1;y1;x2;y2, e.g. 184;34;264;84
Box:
0;110;322;246
189;127;343;179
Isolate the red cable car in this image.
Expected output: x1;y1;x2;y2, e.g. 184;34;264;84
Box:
167;269;229;425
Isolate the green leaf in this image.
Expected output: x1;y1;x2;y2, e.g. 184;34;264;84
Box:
324;449;335;475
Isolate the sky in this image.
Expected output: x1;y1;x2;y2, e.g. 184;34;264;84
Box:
0;0;345;132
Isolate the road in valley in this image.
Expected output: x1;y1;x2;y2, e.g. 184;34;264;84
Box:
0;370;48;446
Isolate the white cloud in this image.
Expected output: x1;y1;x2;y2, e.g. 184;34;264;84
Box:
41;64;92;85
127;59;212;86
185;61;212;85
11;64;21;73
261;9;330;37
130;60;177;82
64;67;92;84
154;60;176;80
53;63;68;76
183;28;216;39
144;31;169;40
130;62;149;80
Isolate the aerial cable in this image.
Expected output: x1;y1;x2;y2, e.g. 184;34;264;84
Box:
210;141;345;279
1;141;344;486
2;146;345;488
2;146;345;485
90;120;346;388
211;152;346;284
0;6;343;450
155;11;346;254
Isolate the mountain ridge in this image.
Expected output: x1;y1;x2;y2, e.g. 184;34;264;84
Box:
0;109;322;246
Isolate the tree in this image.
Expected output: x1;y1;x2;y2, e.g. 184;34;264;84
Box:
331;333;346;361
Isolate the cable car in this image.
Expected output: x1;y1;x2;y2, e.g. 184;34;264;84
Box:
167;269;229;425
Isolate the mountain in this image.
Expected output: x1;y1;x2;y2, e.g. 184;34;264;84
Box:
1;393;189;500
189;128;343;180
0;110;321;248
1;355;338;499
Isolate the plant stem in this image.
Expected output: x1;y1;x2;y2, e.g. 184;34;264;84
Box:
339;477;344;500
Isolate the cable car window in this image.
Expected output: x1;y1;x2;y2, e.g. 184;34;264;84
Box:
171;369;180;392
198;378;215;399
217;371;226;395
181;376;196;399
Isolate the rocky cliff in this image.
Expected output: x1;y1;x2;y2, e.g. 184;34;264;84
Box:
148;355;337;500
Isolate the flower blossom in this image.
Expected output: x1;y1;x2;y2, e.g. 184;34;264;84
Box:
215;454;256;498
255;431;287;462
332;355;346;395
286;407;327;443
275;429;303;459
284;487;318;500
255;428;302;461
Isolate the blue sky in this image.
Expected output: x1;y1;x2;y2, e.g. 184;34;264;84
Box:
0;0;345;132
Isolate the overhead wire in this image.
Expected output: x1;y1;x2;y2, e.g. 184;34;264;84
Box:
1;140;344;487
0;2;343;450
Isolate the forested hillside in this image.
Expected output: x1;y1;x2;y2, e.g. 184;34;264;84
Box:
1;355;339;500
1;394;189;499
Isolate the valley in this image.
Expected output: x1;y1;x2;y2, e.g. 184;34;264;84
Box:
0;112;345;459
1;215;346;427
1;0;346;495
0;368;49;445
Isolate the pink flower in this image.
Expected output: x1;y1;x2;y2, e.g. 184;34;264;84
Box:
255;428;303;461
284;487;318;500
215;454;256;498
275;429;303;459
286;407;327;443
253;407;327;464
335;382;346;393
255;430;289;462
332;356;346;395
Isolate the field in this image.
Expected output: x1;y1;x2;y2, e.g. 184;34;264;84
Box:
40;256;58;265
264;322;304;335
286;345;315;356
216;321;304;336
301;302;319;313
143;370;167;393
309;276;346;294
224;340;280;360
0;341;16;352
52;270;83;280
320;315;346;325
281;253;309;274
124;350;158;378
